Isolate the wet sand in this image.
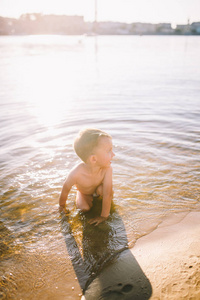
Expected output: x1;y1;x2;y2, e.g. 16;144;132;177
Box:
131;211;200;300
1;211;200;299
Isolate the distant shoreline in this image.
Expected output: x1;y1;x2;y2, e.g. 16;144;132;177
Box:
0;14;200;36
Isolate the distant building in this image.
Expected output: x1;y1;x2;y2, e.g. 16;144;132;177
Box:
156;23;174;34
0;16;16;34
0;14;85;35
175;24;191;34
97;22;130;35
190;22;200;34
40;14;85;35
131;22;158;34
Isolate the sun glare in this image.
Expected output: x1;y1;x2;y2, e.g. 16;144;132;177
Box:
24;37;79;128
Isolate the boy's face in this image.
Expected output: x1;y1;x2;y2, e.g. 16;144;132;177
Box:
94;136;115;167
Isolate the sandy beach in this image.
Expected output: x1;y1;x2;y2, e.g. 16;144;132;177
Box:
1;211;200;299
131;211;200;300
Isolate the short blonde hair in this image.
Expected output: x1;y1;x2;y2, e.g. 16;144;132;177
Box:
74;128;111;162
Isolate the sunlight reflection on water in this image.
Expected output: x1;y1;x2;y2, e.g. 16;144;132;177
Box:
0;35;200;299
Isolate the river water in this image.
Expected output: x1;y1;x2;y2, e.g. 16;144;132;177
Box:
0;35;200;299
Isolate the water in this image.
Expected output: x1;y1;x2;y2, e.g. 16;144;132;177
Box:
0;35;200;299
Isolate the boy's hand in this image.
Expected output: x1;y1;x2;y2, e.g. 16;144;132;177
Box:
59;205;70;215
88;216;107;226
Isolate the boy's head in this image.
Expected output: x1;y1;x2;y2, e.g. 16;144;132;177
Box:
74;128;112;163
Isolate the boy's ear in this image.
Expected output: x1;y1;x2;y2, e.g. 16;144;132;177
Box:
90;155;97;164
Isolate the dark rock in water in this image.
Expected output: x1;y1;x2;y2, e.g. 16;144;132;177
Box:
82;249;152;300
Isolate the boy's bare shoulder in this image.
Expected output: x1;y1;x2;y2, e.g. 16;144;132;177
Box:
65;163;85;185
69;163;86;176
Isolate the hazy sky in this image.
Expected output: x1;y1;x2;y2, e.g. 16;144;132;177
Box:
0;0;200;25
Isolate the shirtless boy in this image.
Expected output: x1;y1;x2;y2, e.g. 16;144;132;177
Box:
59;128;115;225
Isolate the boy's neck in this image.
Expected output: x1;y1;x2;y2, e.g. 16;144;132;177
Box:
84;162;102;174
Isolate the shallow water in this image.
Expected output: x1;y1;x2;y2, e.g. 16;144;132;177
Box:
0;35;200;298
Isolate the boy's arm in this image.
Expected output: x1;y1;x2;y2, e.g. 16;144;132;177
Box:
59;170;76;211
101;166;113;218
89;166;113;225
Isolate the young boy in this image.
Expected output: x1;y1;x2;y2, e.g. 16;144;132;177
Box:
59;128;115;226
